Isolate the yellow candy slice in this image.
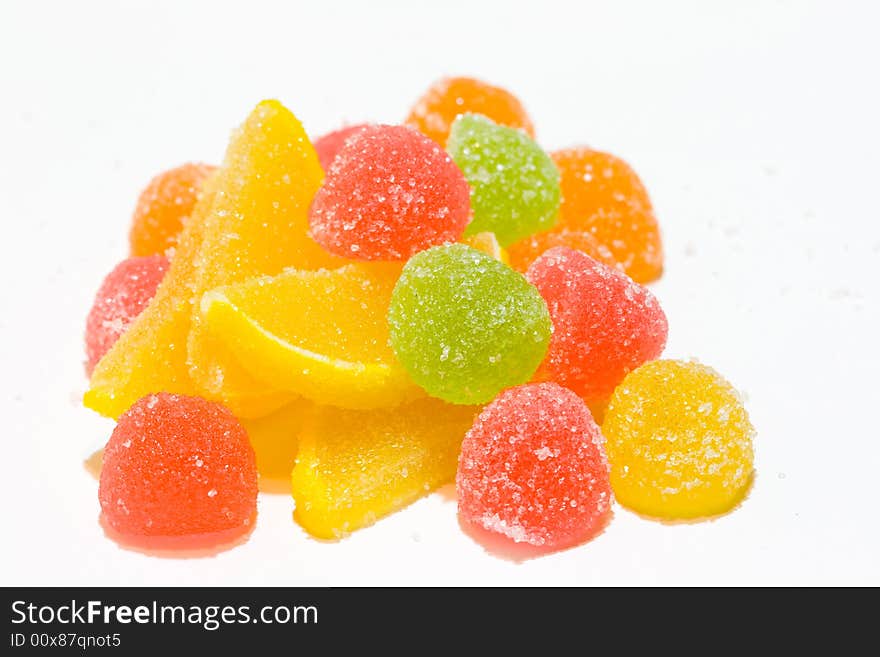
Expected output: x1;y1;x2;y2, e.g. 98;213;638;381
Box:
462;231;508;263
291;398;480;539
201;262;422;409
241;399;311;493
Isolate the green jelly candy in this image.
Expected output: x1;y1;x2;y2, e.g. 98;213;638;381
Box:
388;244;551;405
447;113;561;247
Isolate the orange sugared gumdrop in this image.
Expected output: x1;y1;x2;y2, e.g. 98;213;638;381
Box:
457;383;612;549
129;163;216;257
313;124;370;171
99;393;257;538
550;147;663;283
405;76;535;146
84;255;169;375
506;229;618;274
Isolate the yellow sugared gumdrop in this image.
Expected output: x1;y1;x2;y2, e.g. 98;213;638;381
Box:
462;231;508;264
186;100;348;416
291;398;480;539
241;398;312;493
200;262;421;410
603;359;755;520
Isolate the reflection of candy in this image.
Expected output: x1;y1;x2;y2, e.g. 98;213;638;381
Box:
457;383;611;548
405;76;534;146
84;255;168;375
129;163;215;257
389;244;551;405
603;360;755;519
99;393;257;537
552;147;663;283
526;247;668;407
313;124;370;171
447;114;560;246
309;125;470;260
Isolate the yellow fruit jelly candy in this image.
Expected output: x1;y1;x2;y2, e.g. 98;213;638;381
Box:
462;231;508;264
201;262;422;409
187;100;348;417
291;398;480;539
84;173;218;418
603;360;755;520
241;398;312;493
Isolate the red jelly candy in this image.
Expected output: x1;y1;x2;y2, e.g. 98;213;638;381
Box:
313;124;370;171
99;393;258;538
457;382;611;549
526;247;668;406
309;124;471;260
84;255;169;375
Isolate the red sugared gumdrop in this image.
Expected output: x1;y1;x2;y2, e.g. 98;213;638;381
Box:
84;255;169;375
313;124;370;171
526;247;668;407
309;124;471;260
99;393;257;538
457;383;611;549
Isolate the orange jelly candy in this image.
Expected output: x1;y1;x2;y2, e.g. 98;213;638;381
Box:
549;147;664;283
506;229;618;274
405;76;535;146
129;163;216;257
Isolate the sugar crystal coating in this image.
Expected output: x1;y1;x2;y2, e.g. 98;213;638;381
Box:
405;76;535;146
84;255;169;375
457;383;612;548
447;114;560;246
309;124;471;260
388;244;551;404
552;147;663;283
603;360;755;519
526;247;668;406
129;163;216;257
507;229;618;273
98;393;257;537
313;124;371;171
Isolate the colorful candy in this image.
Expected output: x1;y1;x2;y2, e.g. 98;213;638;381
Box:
603;360;755;519
507;228;617;274
309;124;471;260
406;76;534;146
552;147;663;283
241;399;310;493
84;255;168;375
99;393;257;537
201;262;421;409
313;124;370;170
129;163;216;257
388;244;551;404
457;383;611;548
291;398;480;539
447;114;560;246
526;247;668;407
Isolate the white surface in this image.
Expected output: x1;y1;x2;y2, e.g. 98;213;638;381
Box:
2;0;879;586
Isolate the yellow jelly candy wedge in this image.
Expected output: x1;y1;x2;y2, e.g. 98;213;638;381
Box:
200;262;422;409
84;448;103;481
462;231;508;263
186;100;348;417
291;398;480;539
84;173;219;418
241;398;312;493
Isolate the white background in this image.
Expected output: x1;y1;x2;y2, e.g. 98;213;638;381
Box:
2;0;878;586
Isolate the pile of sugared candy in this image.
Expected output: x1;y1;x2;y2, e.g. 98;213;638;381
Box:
85;77;755;552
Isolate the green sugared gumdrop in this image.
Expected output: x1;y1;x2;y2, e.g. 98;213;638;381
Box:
388;244;551;404
447;113;561;247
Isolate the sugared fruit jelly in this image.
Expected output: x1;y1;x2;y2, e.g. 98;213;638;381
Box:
129;163;216;257
457;383;611;549
98;393;257;537
552;147;663;283
526;247;668;407
507;228;617;274
241;399;311;493
201;262;421;409
291;398;480;539
309;124;470;260
447;114;560;246
313;124;370;171
405;76;535;146
388;244;551;405
84;255;169;375
603;360;755;519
